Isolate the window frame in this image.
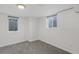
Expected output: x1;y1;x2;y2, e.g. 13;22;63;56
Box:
8;16;19;31
46;15;57;29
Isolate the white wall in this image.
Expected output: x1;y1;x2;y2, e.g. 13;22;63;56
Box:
0;14;30;47
0;13;38;47
28;17;38;41
38;9;79;53
1;7;79;54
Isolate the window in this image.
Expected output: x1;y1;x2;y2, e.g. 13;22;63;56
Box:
47;15;57;28
8;16;19;31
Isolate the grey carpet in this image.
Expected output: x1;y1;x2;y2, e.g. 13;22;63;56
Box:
0;40;70;54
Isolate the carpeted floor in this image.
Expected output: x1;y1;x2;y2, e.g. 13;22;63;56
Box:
0;40;70;54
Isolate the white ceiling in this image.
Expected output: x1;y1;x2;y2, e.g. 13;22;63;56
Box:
0;4;78;17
